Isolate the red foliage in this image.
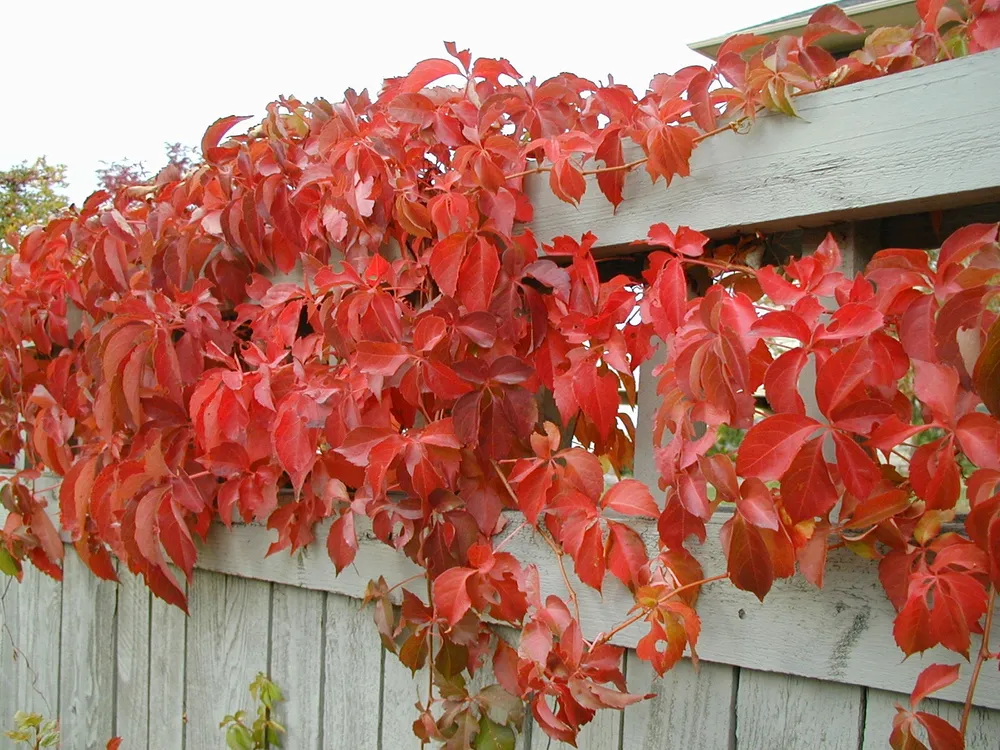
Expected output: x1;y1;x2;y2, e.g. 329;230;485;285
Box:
1;3;999;747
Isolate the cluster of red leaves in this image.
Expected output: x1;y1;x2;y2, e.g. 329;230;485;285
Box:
2;3;1000;748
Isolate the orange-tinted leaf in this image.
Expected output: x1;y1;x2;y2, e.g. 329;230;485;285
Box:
910;663;960;709
602;479;658;517
722;513;773;601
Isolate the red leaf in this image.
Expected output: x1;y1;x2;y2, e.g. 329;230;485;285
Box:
549;158;586;206
272;398;316;494
736;478;779;530
201;115;251;161
722;513;773;601
648;257;688;338
642;124;697;186
573;364;620;442
763;349;807;415
910;663;960;709
915;712;964;750
843;490;911;530
606;520;648;589
956;412;1000;470
937;222;998;270
913;360;959;426
327;512;358;574
429;235;466;297
397;58;462;94
832;432;881;500
595;128;625;208
815;340;872;417
355;341;410;376
571;521;606;591
736;414;821;481
456;237;500;313
602;479;659;518
433;566;476;625
780;437;838;524
970;9;1000;51
646;224;708;257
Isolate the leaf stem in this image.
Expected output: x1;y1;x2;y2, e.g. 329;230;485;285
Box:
385;573;424;596
494;520;527;553
540;528;582;623
591;572;730;648
961;585;996;735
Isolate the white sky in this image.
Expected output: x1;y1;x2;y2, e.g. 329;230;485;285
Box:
2;0;820;204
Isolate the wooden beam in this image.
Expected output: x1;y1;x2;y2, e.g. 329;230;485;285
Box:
2;481;999;710
525;49;1000;254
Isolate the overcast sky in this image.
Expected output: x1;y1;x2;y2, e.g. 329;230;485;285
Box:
3;0;821;204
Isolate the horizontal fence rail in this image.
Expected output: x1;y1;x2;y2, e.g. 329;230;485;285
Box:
526;49;1000;251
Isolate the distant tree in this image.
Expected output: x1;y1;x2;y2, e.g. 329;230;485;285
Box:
0;157;68;251
96;141;197;192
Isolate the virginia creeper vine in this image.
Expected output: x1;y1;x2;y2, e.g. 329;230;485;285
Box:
1;4;1000;749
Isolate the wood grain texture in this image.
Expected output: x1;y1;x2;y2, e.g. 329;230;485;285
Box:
526;49;1000;250
269;584;324;749
0;566;62;722
321;592;383;747
190;514;1000;710
147;576;187;750
623;656;737;750
862;688;1000;750
114;567;151;749
59;549;116;749
380;648;427;749
183;571;270;749
736;670;863;750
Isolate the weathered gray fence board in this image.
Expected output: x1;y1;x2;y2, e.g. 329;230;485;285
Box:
862;688;1000;750
0;566;61;723
623;657;737;749
736;670;864;749
191;516;1000;710
269;584;325;749
114;568;151;749
321;593;383;747
183;571;270;749
526;49;1000;250
58;550;116;748
147;577;187;749
381;652;428;749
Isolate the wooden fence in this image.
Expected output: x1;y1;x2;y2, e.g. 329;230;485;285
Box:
3;553;1000;750
3;45;1000;750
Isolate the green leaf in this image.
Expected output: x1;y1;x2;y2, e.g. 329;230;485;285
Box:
0;546;20;577
226;723;254;750
474;715;516;750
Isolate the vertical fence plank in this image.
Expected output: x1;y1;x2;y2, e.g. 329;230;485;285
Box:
270;584;324;749
59;549;116;748
736;670;863;750
184;570;270;749
862;688;1000;750
114;568;151;749
147;579;187;749
381;650;426;749
0;566;62;724
623;656;737;749
321;592;384;746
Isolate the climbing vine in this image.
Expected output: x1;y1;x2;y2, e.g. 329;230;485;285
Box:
2;3;1000;748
